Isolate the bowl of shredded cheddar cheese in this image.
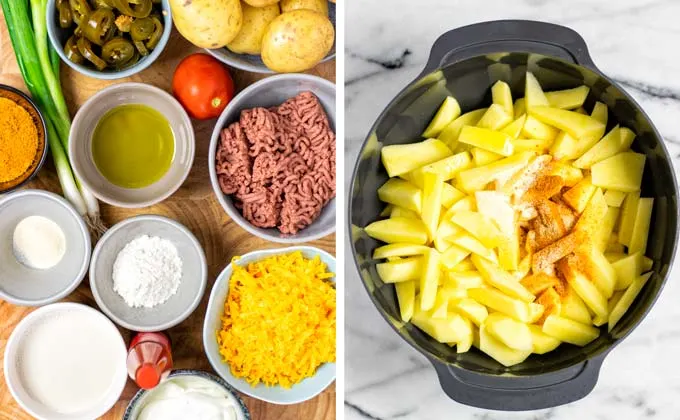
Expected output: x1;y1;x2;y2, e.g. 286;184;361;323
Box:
203;247;336;405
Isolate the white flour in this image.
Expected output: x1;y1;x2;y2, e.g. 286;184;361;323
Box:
112;235;182;308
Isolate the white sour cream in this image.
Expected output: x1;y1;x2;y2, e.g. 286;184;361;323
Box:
16;308;124;414
137;376;239;420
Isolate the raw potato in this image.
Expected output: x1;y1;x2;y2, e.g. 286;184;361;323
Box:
365;70;656;367
281;0;329;15
261;9;335;73
226;3;280;55
170;0;243;48
243;0;279;5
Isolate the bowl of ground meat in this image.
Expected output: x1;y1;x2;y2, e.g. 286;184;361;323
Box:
209;74;336;243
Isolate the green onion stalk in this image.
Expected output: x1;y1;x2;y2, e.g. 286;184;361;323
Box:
1;0;105;237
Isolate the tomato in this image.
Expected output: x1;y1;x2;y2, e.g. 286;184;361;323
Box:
172;53;235;120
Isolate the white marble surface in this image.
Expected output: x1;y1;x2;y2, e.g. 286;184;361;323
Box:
344;1;680;419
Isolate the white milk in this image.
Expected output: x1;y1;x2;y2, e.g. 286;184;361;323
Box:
16;309;123;414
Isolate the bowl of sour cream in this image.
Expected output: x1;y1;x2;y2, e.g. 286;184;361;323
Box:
3;303;128;420
123;370;251;420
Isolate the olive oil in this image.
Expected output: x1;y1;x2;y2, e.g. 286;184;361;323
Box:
92;104;174;189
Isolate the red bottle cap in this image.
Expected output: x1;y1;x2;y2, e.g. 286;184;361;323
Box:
136;363;161;390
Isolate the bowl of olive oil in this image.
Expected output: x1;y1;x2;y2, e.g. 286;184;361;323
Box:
69;83;194;208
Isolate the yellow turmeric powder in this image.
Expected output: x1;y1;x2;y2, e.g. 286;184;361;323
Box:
0;97;39;183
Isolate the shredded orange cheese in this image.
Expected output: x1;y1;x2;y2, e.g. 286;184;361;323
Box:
217;251;336;388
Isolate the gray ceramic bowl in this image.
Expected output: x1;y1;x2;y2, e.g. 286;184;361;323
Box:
205;2;335;74
123;370;251;420
203;246;336;404
69;82;195;208
46;0;172;80
90;215;207;332
0;190;91;306
208;74;336;243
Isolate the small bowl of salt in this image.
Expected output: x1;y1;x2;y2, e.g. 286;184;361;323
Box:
90;215;208;332
0;189;91;306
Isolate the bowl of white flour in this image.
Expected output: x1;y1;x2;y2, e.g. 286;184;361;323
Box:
89;215;207;331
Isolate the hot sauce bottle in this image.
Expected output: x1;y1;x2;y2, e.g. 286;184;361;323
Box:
126;332;173;390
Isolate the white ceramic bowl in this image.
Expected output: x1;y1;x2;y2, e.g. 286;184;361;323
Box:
203;246;336;404
4;303;128;420
0;190;91;306
208;74;336;243
90;215;207;332
69;83;195;208
123;370;251;419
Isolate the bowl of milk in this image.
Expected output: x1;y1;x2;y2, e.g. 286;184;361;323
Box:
3;303;128;420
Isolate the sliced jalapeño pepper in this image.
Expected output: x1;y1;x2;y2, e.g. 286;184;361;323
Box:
64;35;85;65
69;0;91;25
81;8;116;45
102;37;136;67
76;36;107;70
112;0;152;18
57;0;73;28
130;15;163;50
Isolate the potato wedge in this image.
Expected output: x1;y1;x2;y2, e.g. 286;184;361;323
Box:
395;281;416;322
421;172;444;240
404;152;473;185
618;191;641;246
479;323;532;367
365;217;429;244
596;206;620;252
501;115;527;139
450;210;502;248
440;244;470;270
529;106;605;141
549;131;579;161
604;190;626;207
438;108;488;150
542;315;600;346
545;85;590;109
492;80;514;116
454;316;474;353
450;297;488;326
458;126;514;156
574;126;623;169
412;307;469;343
381;139;452;177
467;287;538;323
611;252;642;290
457;151;535;192
522;115;560;142
560;285;592;325
471;148;504;166
525;72;550;111
471;255;535;302
449;233;498;263
423;96;462;138
591;152;646;192
376;257;423;283
373;243;430;259
608;272;652;331
629;198;654;255
419;249;441;310
558;257;608;320
485;313;533;351
391;206;419;219
378;178;422;213
477;104;513;131
562;177;597;214
529;324;561;354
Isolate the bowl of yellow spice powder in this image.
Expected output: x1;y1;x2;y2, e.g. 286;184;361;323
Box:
0;85;47;193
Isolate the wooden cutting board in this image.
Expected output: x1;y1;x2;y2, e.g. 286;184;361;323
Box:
0;8;336;420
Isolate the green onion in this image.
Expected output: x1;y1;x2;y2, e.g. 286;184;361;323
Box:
2;0;104;235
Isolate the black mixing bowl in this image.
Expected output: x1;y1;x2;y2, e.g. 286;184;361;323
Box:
348;20;679;410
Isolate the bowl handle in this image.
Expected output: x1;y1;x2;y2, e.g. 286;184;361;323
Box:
419;20;599;78
430;352;607;410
